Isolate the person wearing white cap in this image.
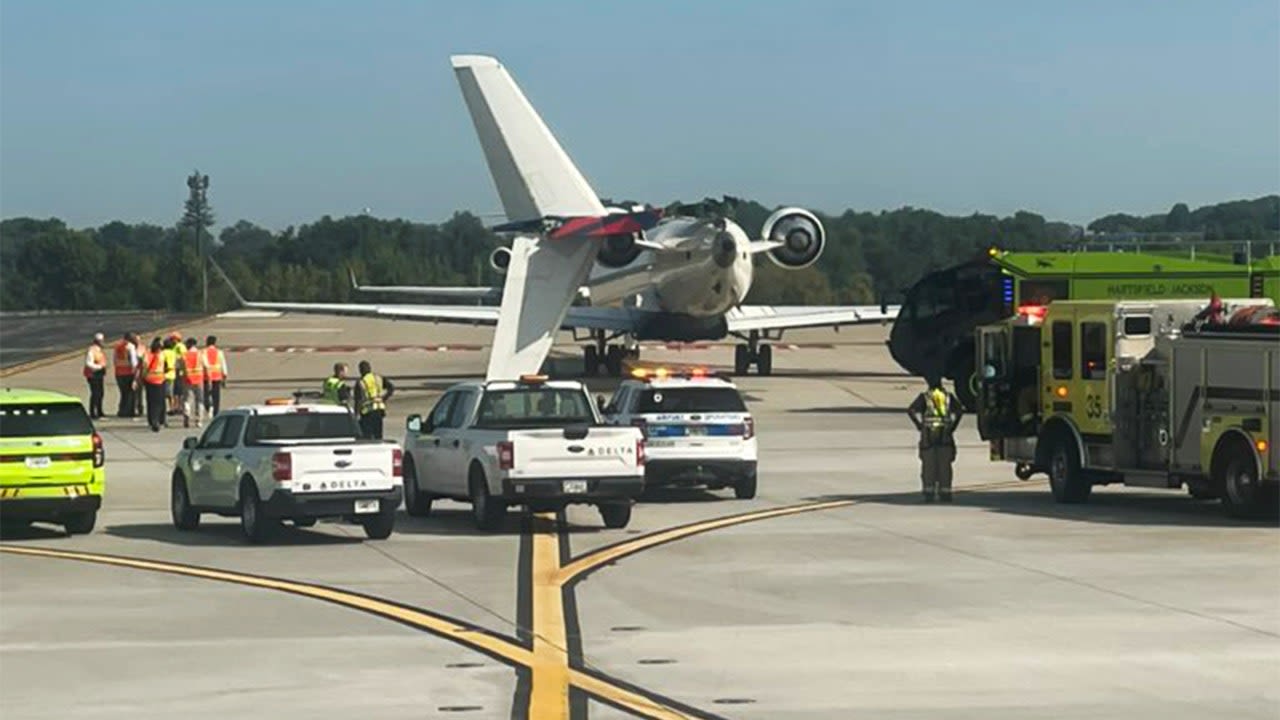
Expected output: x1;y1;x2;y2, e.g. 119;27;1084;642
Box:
84;332;108;419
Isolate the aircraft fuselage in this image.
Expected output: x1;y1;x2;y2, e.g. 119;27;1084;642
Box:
583;216;753;319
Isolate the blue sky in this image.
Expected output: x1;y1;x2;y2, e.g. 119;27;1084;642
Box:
1;0;1277;230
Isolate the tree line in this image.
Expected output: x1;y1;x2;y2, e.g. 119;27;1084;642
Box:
1;195;1276;312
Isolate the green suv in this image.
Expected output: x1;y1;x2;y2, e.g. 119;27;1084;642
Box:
0;388;104;534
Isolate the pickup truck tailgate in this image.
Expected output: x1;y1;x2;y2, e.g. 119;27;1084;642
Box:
508;428;641;479
267;442;398;493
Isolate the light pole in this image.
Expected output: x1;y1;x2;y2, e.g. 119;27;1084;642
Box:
187;171;210;313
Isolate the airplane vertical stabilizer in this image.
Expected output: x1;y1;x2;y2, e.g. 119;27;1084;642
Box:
486;235;596;380
451;54;605;222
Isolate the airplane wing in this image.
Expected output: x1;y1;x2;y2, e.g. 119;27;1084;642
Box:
211;256;628;331
725;305;901;333
348;267;501;301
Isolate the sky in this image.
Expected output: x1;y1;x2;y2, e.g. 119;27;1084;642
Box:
1;0;1277;231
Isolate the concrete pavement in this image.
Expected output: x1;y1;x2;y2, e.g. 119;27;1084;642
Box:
1;312;1276;719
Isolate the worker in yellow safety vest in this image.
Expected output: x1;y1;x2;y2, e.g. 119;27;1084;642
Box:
906;376;964;502
353;360;395;439
161;336;179;417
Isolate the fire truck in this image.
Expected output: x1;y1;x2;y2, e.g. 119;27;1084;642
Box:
974;297;1279;518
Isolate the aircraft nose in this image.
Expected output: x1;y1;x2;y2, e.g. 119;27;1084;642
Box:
713;231;737;268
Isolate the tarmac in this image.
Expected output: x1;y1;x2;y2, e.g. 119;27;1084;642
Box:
1;312;1277;719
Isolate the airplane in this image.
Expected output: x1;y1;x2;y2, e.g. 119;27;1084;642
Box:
215;54;900;380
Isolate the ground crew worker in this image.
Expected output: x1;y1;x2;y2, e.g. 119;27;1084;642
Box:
353;360;394;439
168;331;185;414
180;337;205;428
907;376;963;503
322;362;352;410
161;336;179;417
113;332;138;418
203;335;227;417
141;338;168;432
83;333;107;420
132;333;147;418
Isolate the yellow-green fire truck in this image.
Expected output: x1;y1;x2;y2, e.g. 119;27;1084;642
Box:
975;298;1279;518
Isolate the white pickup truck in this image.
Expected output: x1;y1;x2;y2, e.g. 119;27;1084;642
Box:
401;376;645;531
170;401;403;543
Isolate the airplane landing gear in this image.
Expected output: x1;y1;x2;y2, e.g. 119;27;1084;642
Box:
582;330;629;377
733;331;773;376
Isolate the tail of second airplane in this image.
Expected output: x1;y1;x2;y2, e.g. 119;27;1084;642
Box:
451;54;605;224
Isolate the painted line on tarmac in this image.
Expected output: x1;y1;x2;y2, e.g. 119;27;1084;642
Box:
0;545;533;668
219;343;837;354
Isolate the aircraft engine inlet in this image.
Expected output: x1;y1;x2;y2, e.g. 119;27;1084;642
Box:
489;246;511;274
595;233;643;269
762;207;825;270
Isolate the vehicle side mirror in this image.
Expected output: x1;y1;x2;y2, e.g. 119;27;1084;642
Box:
406;414;422;434
182;436;198;450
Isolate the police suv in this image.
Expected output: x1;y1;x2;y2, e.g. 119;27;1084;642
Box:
602;369;757;498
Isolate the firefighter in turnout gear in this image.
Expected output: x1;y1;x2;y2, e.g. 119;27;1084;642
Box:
907;376;964;502
353;360;394;439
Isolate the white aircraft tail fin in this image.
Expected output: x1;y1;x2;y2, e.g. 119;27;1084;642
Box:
451;54;605;222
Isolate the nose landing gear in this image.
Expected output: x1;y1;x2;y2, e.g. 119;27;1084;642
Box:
582;330;634;377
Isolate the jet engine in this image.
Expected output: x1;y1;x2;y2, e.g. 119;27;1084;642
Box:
595;233;643;269
762;207;825;270
489;246;511;274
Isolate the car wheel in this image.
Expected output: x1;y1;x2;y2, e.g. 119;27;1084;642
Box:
757;344;773;376
171;473;201;531
469;469;505;532
403;456;433;517
598;501;632;529
239;479;276;544
1047;435;1091;504
63;510;96;535
733;473;758;500
361;508;395;540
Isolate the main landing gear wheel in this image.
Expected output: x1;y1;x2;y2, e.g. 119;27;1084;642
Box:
583;345;599;377
733;342;773;376
604;345;624;376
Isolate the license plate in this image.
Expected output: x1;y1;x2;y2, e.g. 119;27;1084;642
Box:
354;499;380;514
24;456;51;469
563;480;588;494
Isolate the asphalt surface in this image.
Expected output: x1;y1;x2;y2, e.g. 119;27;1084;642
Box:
0;312;202;369
1;313;1277;719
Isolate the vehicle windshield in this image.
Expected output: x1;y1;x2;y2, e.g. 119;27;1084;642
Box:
244;412;362;444
474;389;595;429
0;403;93;437
636;387;746;413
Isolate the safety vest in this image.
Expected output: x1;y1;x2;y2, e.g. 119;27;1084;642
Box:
184;349;204;384
84;345;106;379
113;341;133;377
359;373;386;415
162;348;177;381
924;388;951;428
322;376;345;404
142;352;166;385
204;347;224;381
